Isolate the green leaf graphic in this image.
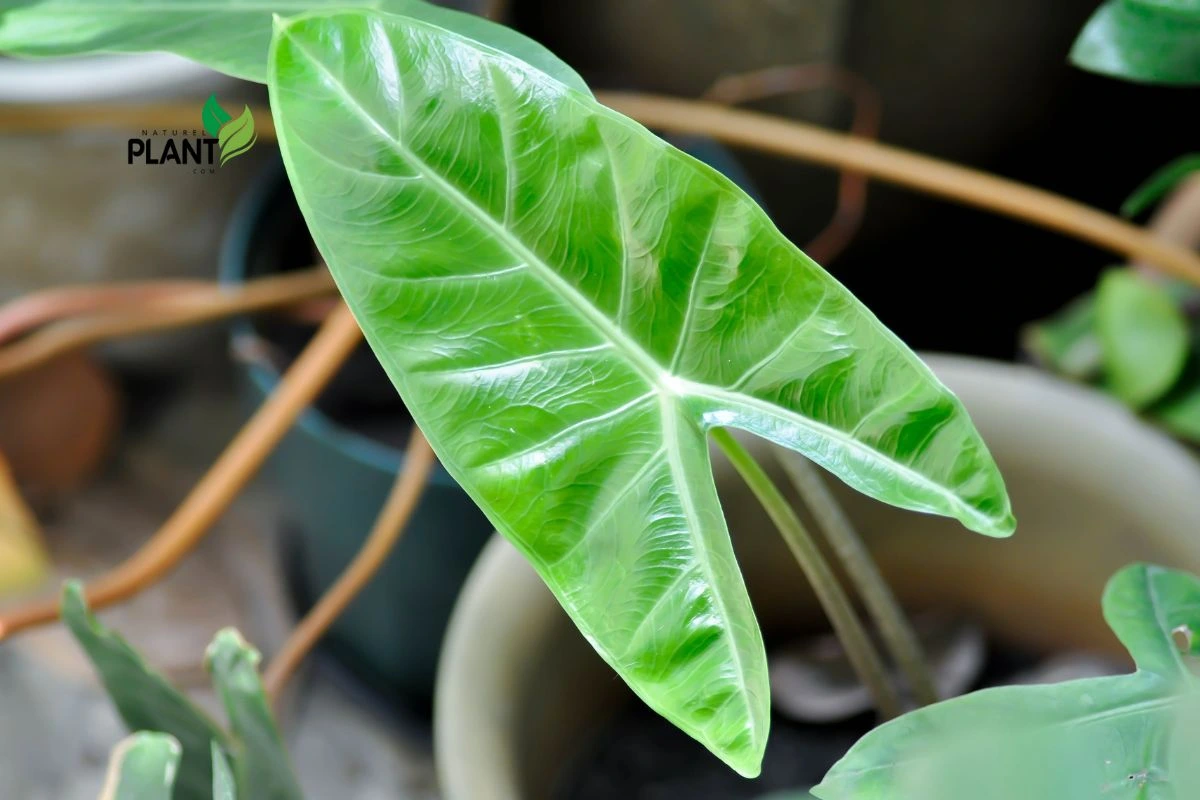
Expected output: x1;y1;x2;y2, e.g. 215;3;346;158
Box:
201;93;231;138
269;10;1012;776
217;105;257;165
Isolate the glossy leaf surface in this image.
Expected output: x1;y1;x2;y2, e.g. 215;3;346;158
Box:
814;563;1200;799
270;10;1012;774
63;583;228;800
1071;0;1200;84
205;630;303;800
1097;269;1188;408
101;733;182;800
0;0;588;90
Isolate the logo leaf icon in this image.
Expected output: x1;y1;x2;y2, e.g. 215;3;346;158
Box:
217;105;257;165
201;94;231;138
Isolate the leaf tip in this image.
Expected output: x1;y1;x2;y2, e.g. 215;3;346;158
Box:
204;627;260;673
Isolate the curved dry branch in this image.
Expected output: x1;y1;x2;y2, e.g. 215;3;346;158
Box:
0;303;361;638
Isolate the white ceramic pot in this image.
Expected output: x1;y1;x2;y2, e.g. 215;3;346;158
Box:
434;355;1200;800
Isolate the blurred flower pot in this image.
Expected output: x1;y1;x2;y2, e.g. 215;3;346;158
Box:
435;355;1200;799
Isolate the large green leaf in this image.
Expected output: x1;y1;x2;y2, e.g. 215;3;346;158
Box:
813;563;1200;799
0;0;588;91
1071;0;1200;85
101;733;182;800
62;583;229;800
1096;269;1189;408
269;10;1013;775
205;630;303;800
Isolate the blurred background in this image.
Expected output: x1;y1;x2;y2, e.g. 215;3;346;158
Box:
2;1;1199;799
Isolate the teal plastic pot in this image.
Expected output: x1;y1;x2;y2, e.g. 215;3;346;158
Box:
220;160;494;710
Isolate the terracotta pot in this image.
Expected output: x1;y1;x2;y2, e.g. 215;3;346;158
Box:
434;355;1200;799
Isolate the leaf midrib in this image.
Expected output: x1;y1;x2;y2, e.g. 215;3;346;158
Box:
280;20;760;740
279;16;1000;542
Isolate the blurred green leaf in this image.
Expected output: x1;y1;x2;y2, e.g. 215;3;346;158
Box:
1071;0;1200;85
1022;293;1103;380
206;630;303;800
62;583;228;800
1123;153;1200;218
100;732;182;800
1097;269;1188;407
814;563;1200;800
0;0;588;91
211;742;237;800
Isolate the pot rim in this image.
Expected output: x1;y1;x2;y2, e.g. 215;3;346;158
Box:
433;353;1200;800
0;53;222;103
218;158;459;487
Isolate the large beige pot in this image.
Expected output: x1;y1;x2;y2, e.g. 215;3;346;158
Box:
435;355;1200;800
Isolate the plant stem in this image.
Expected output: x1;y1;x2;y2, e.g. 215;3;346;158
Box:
0;303;362;639
774;451;938;706
596;92;1200;287
711;428;903;719
5;98;1199;280
264;427;435;704
0;267;335;380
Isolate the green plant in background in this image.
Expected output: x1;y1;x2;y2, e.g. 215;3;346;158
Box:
63;583;301;800
1028;0;1200;440
815;564;1200;799
1071;0;1200;85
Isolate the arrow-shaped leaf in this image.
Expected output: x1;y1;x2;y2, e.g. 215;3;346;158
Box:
0;0;588;91
813;563;1200;799
269;10;1012;775
100;733;182;800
